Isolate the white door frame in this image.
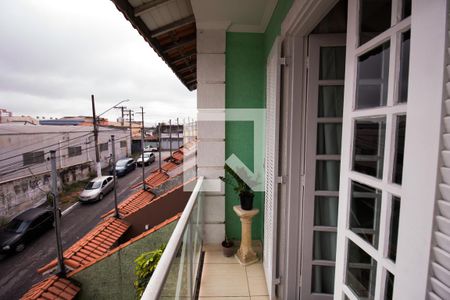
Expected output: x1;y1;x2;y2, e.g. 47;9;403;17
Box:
301;33;346;300
277;1;339;299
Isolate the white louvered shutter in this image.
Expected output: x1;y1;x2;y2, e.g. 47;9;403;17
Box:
429;5;450;299
264;37;281;299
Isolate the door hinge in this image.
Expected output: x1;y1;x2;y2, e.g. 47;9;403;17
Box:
279;57;289;66
276;176;287;184
305;56;310;69
274;277;281;285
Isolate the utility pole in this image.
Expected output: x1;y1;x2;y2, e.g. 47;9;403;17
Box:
136;107;146;190
176;117;180;148
127;109;133;154
91;95;101;177
111;135;120;218
169;119;172;157
50;150;66;277
114;106;127;126
158;122;162;171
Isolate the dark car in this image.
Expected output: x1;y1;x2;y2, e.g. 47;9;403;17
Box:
0;207;54;258
113;158;136;177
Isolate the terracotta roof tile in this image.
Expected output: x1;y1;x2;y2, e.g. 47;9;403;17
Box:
172;151;184;163
101;189;156;219
68;213;182;277
38;218;130;274
20;275;80;300
161;161;178;172
164;149;184;164
145;169;170;187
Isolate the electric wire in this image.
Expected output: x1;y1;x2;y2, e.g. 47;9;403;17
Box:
0;132;94;163
0;134;130;179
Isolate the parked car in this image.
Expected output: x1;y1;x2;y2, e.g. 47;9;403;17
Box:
144;145;158;152
78;176;114;203
137;152;155;166
113;158;136;177
0;207;54;258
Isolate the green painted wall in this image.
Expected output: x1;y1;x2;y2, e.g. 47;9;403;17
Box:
225;33;264;240
72;222;177;300
225;0;293;240
264;0;294;58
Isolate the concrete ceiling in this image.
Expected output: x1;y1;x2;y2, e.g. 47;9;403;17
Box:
191;0;278;32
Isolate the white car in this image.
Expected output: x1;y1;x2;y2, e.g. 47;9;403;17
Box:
144;146;158;152
78;176;114;202
137;152;156;166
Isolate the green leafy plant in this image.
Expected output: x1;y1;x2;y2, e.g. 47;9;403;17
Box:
219;164;254;196
134;244;165;299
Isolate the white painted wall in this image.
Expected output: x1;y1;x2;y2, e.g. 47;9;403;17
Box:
196;29;226;244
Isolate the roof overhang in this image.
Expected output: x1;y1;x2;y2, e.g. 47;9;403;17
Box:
191;0;278;32
111;0;197;91
110;0;278;90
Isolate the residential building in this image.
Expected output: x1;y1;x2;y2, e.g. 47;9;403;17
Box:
107;0;450;299
0;124;130;223
20;142;196;299
156;123;184;150
0;108;38;125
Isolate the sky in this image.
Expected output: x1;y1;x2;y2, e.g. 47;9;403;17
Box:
0;0;197;126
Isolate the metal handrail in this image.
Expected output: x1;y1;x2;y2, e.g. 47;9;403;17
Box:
141;176;204;300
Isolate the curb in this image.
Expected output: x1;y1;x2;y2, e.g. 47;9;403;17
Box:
62;202;79;216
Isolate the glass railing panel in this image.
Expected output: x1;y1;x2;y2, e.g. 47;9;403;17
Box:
142;177;204;300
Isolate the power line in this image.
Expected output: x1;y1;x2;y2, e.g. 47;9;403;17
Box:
0;135;131;178
0;132;93;163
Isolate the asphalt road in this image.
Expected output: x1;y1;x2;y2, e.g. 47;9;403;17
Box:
0;157;161;300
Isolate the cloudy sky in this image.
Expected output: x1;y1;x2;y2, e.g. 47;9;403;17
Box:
0;0;196;126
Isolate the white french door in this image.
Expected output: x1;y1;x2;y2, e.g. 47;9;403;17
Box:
300;34;346;300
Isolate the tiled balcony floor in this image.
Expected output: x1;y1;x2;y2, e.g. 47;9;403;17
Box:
199;244;268;300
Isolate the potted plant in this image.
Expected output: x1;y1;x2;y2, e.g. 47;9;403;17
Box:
222;236;234;257
219;164;255;210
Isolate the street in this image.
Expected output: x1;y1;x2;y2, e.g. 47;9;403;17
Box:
0;158;160;300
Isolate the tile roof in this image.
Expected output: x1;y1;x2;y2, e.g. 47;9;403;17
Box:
38;217;130;274
172;150;184;163
101;189;155;219
161;161;178;172
164;149;184;163
69;213;182;277
21;275;80;300
145;169;170;188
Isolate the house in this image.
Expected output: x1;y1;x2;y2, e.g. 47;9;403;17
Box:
20;142;197;299
156;123;184;150
0;124;130;223
0;108;39;125
109;0;450;299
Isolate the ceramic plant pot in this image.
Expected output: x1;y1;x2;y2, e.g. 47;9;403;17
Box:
222;240;234;257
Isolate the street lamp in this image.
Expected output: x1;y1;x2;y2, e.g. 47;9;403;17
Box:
97;99;130;118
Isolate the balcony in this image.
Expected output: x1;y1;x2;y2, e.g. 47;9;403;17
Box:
142;177;269;300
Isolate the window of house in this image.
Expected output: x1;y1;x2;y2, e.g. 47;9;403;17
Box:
120;140;127;148
99;143;108;152
68;146;82;157
23;151;45;166
336;0;411;298
345;239;377;298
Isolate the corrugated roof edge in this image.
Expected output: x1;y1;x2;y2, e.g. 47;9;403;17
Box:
110;0;196;91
